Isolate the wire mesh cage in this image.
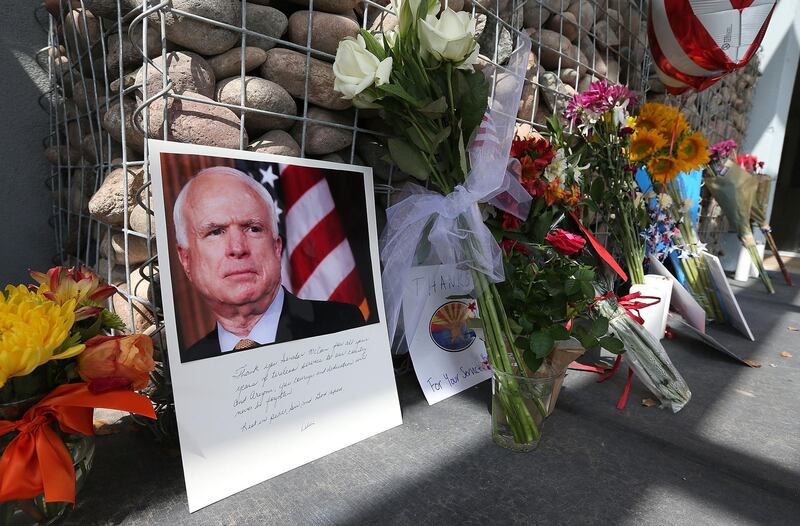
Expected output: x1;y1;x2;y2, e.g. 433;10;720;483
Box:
38;0;652;435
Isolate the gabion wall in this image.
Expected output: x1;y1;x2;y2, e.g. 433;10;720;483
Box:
39;0;650;427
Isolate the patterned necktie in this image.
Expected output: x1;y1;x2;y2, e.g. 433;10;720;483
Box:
233;338;261;351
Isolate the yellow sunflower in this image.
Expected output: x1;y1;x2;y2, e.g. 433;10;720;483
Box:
634;103;667;131
677;131;711;171
0;285;84;388
648;155;683;184
629;129;668;162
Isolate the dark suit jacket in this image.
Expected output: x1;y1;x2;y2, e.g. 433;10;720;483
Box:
181;289;367;363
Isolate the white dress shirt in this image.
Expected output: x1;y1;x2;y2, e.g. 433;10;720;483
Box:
217;287;285;352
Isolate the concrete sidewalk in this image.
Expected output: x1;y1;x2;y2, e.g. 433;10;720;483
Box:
65;275;800;525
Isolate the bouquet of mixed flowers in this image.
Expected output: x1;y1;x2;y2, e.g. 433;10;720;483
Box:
0;266;155;517
628;103;724;319
561;86;692;411
563;80;649;285
705;144;775;293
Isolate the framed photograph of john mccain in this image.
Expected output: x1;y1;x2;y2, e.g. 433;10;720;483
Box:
149;140;401;512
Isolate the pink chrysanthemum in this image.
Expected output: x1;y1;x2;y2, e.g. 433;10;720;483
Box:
564;79;638;126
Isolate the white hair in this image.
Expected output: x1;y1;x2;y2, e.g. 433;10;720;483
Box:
173;166;279;247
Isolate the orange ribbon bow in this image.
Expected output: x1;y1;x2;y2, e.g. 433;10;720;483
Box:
0;383;156;504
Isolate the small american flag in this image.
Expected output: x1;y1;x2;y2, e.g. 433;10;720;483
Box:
235;160;369;320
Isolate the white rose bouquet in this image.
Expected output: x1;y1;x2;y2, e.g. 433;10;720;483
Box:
333;0;486;191
334;3;542;449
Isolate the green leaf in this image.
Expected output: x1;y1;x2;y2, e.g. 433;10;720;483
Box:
53;331;83;358
549;324;570;341
565;278;580;295
457;126;468;177
387;138;431;180
406;125;430;152
591;317;609;337
599;336;625;354
358;29;386;60
580;281;595;300
419;96;448;117
529;331;555;359
454;70;489;141
378;83;420;106
523;352;544;374
590;177;605;204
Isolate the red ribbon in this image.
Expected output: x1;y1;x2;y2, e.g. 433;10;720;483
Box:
0;383;156;503
571;291;661;410
570;211;628;283
616;292;662;326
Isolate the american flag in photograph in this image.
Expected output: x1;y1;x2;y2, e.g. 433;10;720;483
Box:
235;160;369;321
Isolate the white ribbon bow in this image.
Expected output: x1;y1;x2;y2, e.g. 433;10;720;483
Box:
380;33;533;347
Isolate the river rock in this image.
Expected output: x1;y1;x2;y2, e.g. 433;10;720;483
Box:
530;29;576;70
112;277;157;333
244;3;288;52
560;68;579;87
107;25;160;75
261;48;351;110
71;81;103;113
101;232;155;265
356;136;408;183
103;97;145;153
540;71;575;114
207;47;267;78
129;203;157;235
88;165;145;225
290;106;352;155
369;11;398;33
518;51;539;120
285;0;360;14
63;8;101;59
215;76;296;134
147;93;246;149
594;20;620;50
109;71;137;93
287;11;360;57
545;12;579;43
476;13;512;64
579;38;607;76
157;0;241;55
248;130;301;157
568;0;595;31
82;0;142;19
45;145;82;165
135;51;215;100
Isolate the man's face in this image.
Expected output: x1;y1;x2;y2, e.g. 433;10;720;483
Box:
177;174;282;311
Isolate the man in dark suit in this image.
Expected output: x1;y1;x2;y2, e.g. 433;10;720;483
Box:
173;166;365;363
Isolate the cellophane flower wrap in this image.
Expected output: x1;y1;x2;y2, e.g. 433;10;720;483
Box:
0;266;156;504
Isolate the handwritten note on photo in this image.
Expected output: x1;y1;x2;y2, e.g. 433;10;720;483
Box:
149;141;401;511
404;265;491;404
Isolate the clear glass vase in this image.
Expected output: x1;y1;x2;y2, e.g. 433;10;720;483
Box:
491;370;559;452
0;397;96;526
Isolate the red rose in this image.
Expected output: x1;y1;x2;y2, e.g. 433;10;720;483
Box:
545;229;586;256
501;213;522;230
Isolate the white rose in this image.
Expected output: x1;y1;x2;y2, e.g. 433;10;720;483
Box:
333;35;393;100
418;9;479;69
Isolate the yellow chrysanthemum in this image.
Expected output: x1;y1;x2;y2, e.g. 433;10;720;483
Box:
629;129;668;162
677;131;711;171
648;156;683;184
0;285;84;388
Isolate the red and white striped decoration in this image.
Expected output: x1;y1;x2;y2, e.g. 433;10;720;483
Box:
278;164;369;320
648;0;776;94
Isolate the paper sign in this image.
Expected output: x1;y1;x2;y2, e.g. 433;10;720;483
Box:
648;256;706;333
149;140;402;511
404;265;491;404
703;251;755;341
667;314;752;366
